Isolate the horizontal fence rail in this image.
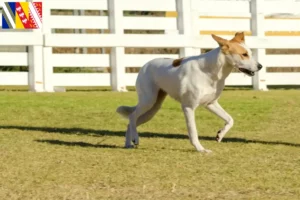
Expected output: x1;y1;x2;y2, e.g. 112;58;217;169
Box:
0;0;300;92
44;34;300;49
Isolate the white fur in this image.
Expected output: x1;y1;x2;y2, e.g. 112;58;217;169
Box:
116;35;262;152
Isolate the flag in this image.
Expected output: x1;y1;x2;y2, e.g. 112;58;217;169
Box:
2;2;42;29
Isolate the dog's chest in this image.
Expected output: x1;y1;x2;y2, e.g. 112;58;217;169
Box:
179;81;223;106
199;81;225;105
199;92;220;105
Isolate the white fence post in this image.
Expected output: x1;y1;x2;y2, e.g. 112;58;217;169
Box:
176;0;199;58
250;0;268;91
28;39;44;92
42;1;54;92
74;10;87;54
27;0;44;92
108;0;127;92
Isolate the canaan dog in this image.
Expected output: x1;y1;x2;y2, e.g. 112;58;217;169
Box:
117;32;263;153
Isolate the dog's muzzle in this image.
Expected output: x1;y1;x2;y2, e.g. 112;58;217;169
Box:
239;63;263;76
239;68;255;76
257;63;263;71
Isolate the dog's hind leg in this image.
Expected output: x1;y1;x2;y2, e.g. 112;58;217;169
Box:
129;89;167;146
125;85;160;148
126;98;157;148
206;101;234;142
136;89;167;127
182;105;212;153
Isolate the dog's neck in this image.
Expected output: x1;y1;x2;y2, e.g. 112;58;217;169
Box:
201;47;234;81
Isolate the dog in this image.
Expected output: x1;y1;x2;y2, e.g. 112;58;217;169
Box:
116;32;262;152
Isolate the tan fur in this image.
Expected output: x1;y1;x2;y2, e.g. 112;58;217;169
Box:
213;32;249;59
231;32;245;43
211;34;228;46
172;58;184;67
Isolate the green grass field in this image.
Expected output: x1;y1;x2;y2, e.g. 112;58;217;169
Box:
0;89;299;200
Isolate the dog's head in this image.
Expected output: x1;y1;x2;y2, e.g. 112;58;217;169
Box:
211;32;262;76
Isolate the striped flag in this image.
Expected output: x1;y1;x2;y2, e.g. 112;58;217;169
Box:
2;2;42;29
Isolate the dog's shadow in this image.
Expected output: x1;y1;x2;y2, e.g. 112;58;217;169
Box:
1;125;299;148
35;139;121;149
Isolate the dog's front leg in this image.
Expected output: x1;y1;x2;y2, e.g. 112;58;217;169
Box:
206;101;234;142
182;105;212;153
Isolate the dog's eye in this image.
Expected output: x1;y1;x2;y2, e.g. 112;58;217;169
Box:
242;53;248;57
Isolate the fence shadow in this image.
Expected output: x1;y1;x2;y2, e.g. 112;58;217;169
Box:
1;125;299;148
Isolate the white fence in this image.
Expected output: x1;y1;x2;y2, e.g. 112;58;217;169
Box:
1;0;300;92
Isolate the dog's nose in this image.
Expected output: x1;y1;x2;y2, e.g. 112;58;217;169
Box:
257;63;263;70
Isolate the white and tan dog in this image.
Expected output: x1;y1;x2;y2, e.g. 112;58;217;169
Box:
116;32;262;152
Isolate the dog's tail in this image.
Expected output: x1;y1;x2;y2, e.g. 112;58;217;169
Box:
116;106;136;119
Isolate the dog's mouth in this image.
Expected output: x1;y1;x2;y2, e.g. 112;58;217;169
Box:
239;68;255;76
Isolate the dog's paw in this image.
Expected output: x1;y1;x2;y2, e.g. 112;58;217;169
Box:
124;144;135;149
132;139;139;146
216;130;224;142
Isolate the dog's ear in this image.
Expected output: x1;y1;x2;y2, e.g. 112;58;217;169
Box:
232;32;245;43
211;34;228;47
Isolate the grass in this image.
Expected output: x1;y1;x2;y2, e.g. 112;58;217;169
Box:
0;89;300;200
